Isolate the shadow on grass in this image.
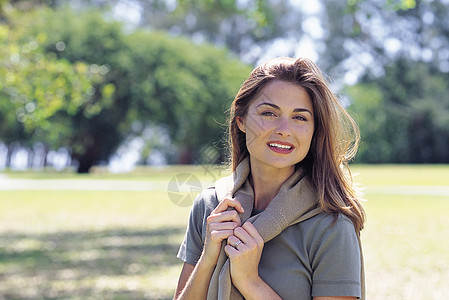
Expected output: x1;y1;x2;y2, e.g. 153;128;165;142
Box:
0;226;185;299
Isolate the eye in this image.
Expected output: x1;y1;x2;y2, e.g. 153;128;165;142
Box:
293;115;307;121
261;111;277;117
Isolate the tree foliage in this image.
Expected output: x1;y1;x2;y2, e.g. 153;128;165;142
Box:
1;6;251;172
0;11;103;148
2;0;448;169
322;0;449;163
35;0;308;64
320;0;449;79
347;59;449;163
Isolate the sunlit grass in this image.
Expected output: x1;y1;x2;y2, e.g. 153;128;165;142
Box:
351;164;449;186
0;190;190;233
1;164;230;182
0;189;191;299
362;194;449;299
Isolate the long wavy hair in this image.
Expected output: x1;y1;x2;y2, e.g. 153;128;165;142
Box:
228;57;365;231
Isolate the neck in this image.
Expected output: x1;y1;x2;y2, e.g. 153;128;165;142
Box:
248;160;295;211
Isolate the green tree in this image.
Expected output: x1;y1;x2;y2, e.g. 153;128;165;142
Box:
345;84;391;162
120;29;251;163
322;0;449;163
347;59;449;163
320;0;449;79
0;13;103;165
1;7;251;172
29;0;307;64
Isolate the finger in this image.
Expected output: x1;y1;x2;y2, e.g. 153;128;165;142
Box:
242;222;264;244
209;221;239;232
232;240;243;249
233;226;253;244
209;229;235;242
224;244;238;257
208;210;241;226
226;235;240;246
212;197;245;214
215;197;245;214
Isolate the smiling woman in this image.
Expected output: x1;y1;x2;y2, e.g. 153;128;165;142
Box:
174;57;366;300
235;81;315;180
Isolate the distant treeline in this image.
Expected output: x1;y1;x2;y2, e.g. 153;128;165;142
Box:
1;1;448;173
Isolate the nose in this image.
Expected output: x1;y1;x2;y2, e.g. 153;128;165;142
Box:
274;117;291;137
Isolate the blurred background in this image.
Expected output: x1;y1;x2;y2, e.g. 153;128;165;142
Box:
1;0;448;171
0;0;448;299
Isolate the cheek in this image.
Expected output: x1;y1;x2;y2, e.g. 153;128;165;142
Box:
305;123;315;138
306;128;314;139
246;117;270;137
295;125;314;138
295;127;315;152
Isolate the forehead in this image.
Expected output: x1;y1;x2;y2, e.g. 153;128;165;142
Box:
251;80;313;110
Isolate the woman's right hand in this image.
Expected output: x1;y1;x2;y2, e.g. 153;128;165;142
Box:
174;198;245;300
202;197;245;266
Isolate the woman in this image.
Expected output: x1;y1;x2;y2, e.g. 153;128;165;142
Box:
174;57;366;300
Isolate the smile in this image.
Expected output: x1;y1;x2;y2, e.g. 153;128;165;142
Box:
267;141;295;154
268;142;292;150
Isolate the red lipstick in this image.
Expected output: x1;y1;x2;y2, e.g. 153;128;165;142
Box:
267;141;295;154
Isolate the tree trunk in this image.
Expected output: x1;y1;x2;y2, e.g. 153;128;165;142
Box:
178;147;194;164
6;144;13;169
76;157;94;173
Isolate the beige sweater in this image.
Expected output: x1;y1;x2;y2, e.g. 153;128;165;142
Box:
207;157;327;299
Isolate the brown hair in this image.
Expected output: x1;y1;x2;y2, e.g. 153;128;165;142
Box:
228;57;365;231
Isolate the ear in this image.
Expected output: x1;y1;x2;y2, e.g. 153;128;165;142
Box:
236;116;246;133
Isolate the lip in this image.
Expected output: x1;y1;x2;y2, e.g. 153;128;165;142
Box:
267;140;295;154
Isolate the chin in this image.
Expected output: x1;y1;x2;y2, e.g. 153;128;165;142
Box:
249;152;306;171
264;159;299;170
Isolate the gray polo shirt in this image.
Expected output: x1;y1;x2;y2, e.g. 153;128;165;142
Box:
177;187;362;299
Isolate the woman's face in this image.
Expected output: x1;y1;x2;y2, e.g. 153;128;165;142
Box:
237;80;315;173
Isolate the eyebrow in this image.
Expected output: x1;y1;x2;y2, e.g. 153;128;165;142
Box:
256;102;313;115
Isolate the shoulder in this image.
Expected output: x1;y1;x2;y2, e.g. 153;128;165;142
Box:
189;186;219;219
303;213;360;263
279;212;358;249
301;212;356;235
296;212;358;251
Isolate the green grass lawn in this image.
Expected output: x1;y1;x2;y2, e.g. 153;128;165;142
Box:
0;190;191;299
1;165;448;299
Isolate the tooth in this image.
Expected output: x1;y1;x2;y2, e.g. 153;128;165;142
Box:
269;143;291;149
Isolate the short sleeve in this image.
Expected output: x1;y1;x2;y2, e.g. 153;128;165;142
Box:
176;188;218;265
310;215;362;298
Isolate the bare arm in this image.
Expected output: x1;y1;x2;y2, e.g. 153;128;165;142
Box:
173;258;216;300
173;263;195;300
